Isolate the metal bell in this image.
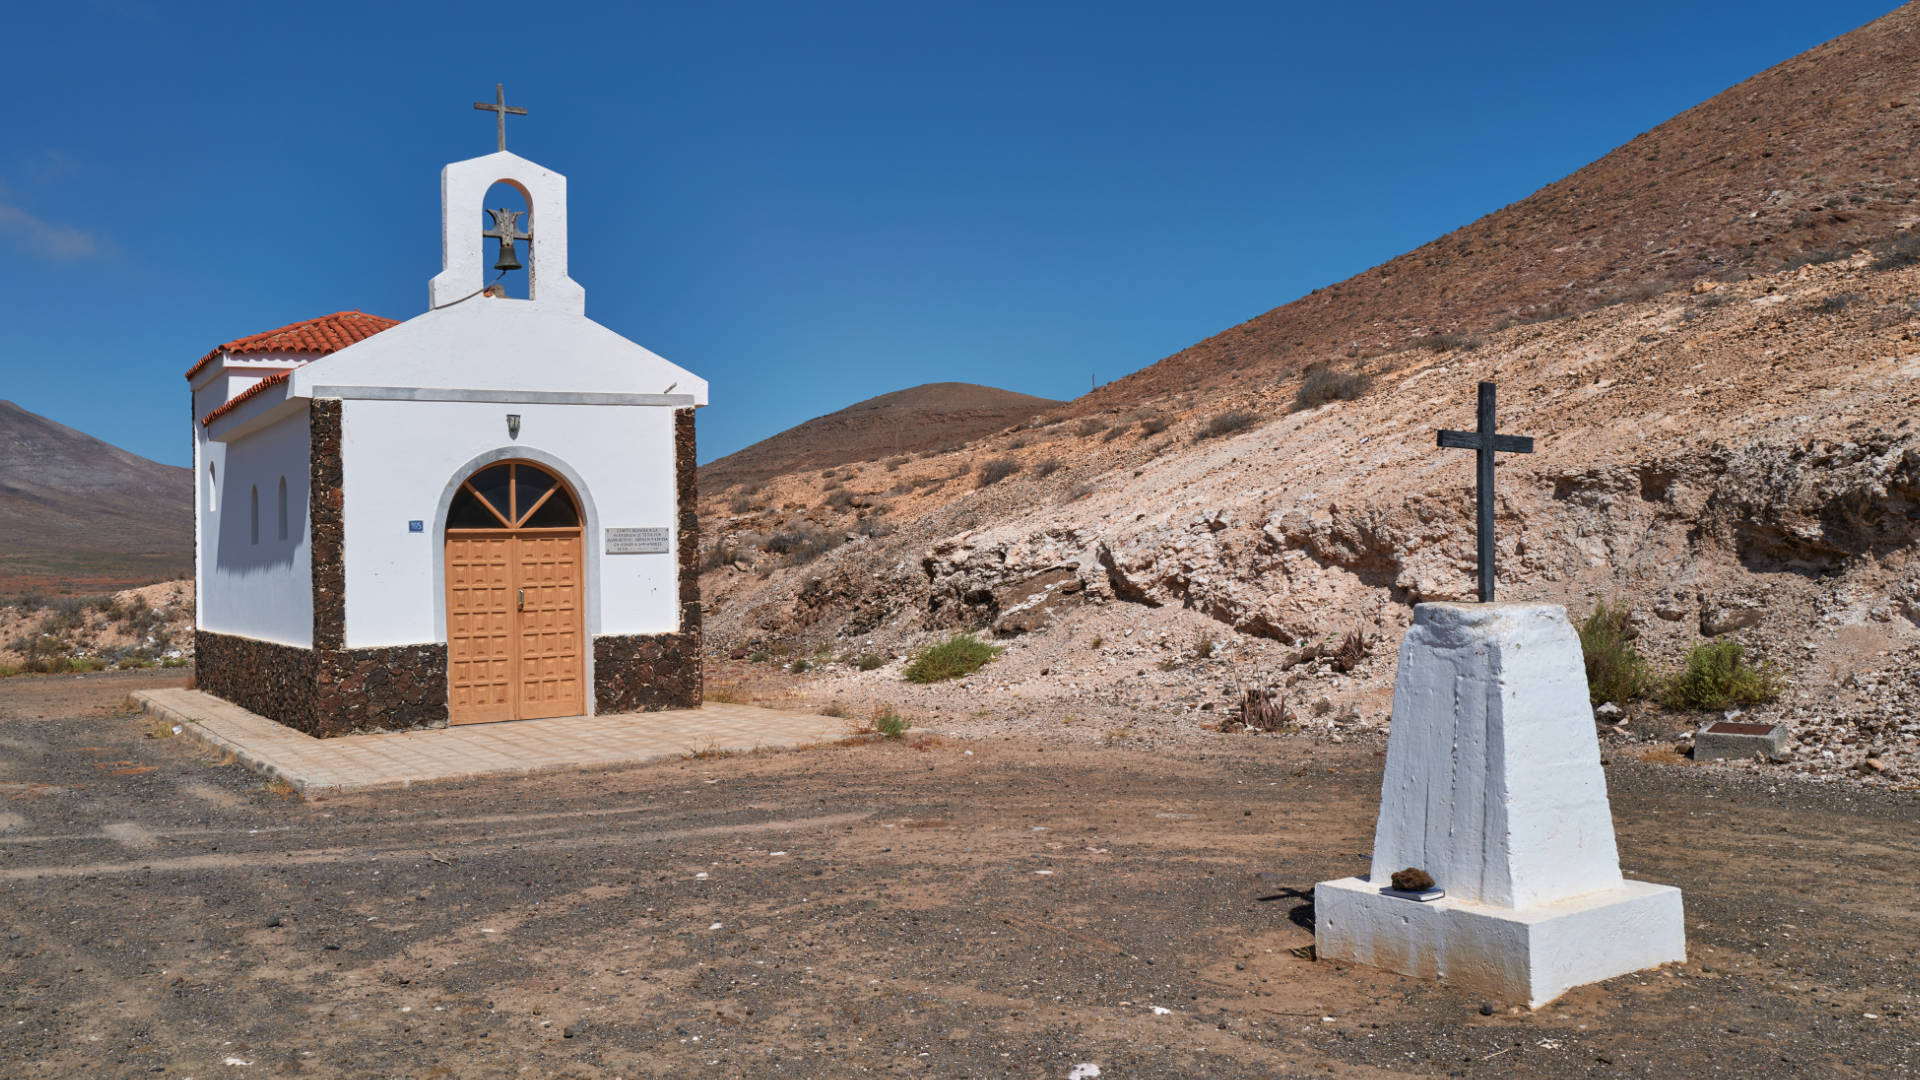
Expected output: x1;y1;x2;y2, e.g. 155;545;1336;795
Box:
483;207;530;272
493;235;522;272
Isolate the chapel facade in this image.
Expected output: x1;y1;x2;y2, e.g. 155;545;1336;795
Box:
188;146;707;736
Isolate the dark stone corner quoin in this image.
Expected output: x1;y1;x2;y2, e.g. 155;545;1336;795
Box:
192;403;703;735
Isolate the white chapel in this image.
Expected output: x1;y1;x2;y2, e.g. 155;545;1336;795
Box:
188;108;708;736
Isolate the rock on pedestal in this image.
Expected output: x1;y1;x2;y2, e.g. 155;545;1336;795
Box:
1314;603;1684;1009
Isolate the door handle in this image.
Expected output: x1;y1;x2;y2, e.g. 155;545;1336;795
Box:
517;588;525;611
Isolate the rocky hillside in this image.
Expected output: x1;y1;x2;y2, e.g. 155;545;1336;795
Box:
1084;3;1920;408
700;257;1920;788
0;401;192;593
700;383;1059;493
692;5;1920;791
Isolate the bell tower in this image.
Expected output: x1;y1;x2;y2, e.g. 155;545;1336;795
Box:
428;86;585;314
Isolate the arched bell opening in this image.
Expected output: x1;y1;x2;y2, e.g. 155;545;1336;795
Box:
443;460;585;724
479;180;532;299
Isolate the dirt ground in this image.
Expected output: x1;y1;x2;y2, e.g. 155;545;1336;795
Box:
0;670;1915;1079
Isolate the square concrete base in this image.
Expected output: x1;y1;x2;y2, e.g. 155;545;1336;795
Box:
1693;721;1789;762
1314;876;1685;1009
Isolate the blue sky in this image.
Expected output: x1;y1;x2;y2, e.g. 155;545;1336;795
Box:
2;0;1897;467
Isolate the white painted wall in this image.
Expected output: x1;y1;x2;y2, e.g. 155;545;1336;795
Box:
196;405;313;646
338;398;682;651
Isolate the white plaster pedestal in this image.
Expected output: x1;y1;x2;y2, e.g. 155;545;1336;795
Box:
1314;602;1684;1008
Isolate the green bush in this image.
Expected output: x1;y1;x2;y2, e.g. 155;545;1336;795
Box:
855;653;886;671
1659;640;1783;711
874;708;911;739
903;633;1003;683
1578;599;1649;707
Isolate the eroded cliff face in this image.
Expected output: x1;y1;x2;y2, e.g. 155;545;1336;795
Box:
698;258;1920;785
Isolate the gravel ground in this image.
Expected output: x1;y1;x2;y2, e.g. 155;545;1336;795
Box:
0;670;1915;1078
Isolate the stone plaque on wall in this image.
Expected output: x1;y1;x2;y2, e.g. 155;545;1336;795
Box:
606;527;670;554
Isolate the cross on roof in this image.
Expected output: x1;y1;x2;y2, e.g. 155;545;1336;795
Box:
1436;381;1534;602
473;83;527;153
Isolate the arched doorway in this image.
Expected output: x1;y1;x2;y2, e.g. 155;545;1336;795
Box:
444;461;585;724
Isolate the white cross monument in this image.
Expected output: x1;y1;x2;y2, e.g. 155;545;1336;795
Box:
1313;384;1685;1009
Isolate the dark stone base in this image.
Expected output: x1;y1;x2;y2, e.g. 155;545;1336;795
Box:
594;632;702;713
195;629;448;738
194;630;318;732
311;643;449;737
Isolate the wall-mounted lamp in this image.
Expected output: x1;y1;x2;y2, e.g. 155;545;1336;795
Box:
506;413;521;439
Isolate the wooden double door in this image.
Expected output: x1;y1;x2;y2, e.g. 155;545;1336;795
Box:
444;462;586;724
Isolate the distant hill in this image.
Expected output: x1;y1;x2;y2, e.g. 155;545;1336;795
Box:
701;382;1061;491
0;401;191;593
1087;4;1920;407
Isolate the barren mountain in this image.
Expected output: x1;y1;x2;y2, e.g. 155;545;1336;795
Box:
0;400;192;592
694;6;1920;791
1085;3;1920;409
700;383;1059;492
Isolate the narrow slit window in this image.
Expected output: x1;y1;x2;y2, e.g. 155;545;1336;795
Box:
208;462;217;512
250;486;259;545
277;477;288;541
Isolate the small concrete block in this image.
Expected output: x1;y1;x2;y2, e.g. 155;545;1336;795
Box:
1315;876;1685;1009
1692;721;1788;762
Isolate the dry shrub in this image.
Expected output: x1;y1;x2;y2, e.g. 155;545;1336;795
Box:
1329;630;1374;674
1238;688;1291;731
1196;409;1257;441
1291;367;1373;413
765;526;841;564
976;457;1021;488
1032;458;1062;479
1412;332;1483;352
1872;231;1920;271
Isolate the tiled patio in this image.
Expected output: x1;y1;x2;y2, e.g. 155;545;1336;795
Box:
134;688;848;793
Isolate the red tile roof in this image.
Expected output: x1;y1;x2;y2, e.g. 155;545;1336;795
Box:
185;310;397;381
200;371;291;428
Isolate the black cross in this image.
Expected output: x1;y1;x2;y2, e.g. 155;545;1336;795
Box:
473;83;527;153
1436;382;1534;602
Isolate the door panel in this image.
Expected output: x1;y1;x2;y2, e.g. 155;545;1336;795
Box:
514;533;584;720
445;534;517;724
